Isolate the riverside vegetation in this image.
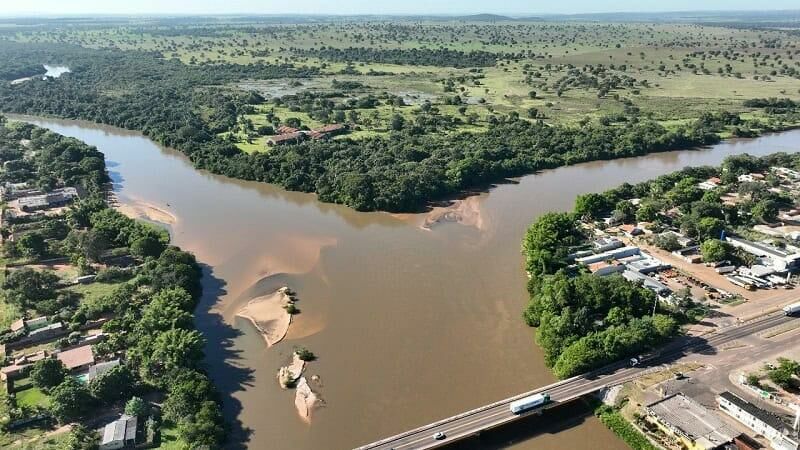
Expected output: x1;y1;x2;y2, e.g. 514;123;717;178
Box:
0;116;224;448
1;15;800;211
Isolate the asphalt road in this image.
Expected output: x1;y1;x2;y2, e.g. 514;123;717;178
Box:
356;312;793;450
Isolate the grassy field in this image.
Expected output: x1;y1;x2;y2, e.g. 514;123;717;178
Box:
156;422;188;450
7;18;800;152
15;387;50;409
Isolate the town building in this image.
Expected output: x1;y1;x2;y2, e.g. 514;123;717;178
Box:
575;246;641;265
17;187;78;212
622;269;671;296
588;261;626;276
100;415;138;450
646;393;736;450
725;236;800;272
717;391;799;450
592;237;625;253
774;167;800;180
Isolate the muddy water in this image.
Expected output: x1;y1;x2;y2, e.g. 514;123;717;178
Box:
18;116;800;449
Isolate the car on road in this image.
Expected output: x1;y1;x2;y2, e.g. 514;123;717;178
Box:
433;432;446;440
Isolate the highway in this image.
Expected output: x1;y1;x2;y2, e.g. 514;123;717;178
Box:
356;312;794;450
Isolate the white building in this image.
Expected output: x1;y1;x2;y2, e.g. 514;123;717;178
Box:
726;236;800;272
99;415;137;450
575;246;640;265
717;391;799;450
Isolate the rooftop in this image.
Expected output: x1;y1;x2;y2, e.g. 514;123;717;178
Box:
86;359;121;382
648;393;736;448
718;391;790;434
101;415;137;446
56;345;95;370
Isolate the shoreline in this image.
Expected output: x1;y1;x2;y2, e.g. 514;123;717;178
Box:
114;198;178;226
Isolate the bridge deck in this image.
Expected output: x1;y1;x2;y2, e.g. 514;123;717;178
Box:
356;313;792;450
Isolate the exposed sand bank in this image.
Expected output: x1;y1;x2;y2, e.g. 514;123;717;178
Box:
116;198;177;226
235;287;295;347
278;353;306;388
420;196;486;231
294;377;320;423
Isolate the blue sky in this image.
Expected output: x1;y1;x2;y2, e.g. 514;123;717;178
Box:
3;0;798;16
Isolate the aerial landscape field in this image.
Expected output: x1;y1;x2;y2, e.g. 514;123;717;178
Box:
1;2;800;450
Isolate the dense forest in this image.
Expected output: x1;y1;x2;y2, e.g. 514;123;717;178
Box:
0;118;225;448
294;47;521;67
0;41;731;212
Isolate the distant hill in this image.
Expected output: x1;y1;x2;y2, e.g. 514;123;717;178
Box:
455;14;517;22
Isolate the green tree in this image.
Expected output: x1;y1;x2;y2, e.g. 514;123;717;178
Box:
178;400;225;447
654;233;681;252
162;370;217;423
635;200;661;222
16;232;46;258
30;358;68;391
89;365;135;404
696;217;725;240
767;358;800;389
390;113;405;131
752;199;779;223
125;396;149;417
50;378;94;423
3;268;59;309
522;212;583;276
701;239;732;262
574;193;612;219
667;178;702;206
130;234;166;259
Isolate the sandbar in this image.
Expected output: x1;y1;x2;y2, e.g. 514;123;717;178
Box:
236;287;294;347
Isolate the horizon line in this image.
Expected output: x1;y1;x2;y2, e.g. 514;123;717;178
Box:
1;8;800;19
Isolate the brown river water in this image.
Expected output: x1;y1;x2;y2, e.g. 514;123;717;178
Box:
17;116;800;449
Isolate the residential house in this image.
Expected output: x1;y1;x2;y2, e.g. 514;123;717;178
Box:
266;132;305;146
86;359;121;383
308;123;348;140
56;345;95;373
698;177;723;191
717;391;799;450
275;125;300;135
774;167;800;180
738;173;765;183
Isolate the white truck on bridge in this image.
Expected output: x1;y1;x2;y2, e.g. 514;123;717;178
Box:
783;302;800;316
509;393;550;414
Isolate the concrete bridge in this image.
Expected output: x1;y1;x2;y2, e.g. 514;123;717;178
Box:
356;312;793;450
